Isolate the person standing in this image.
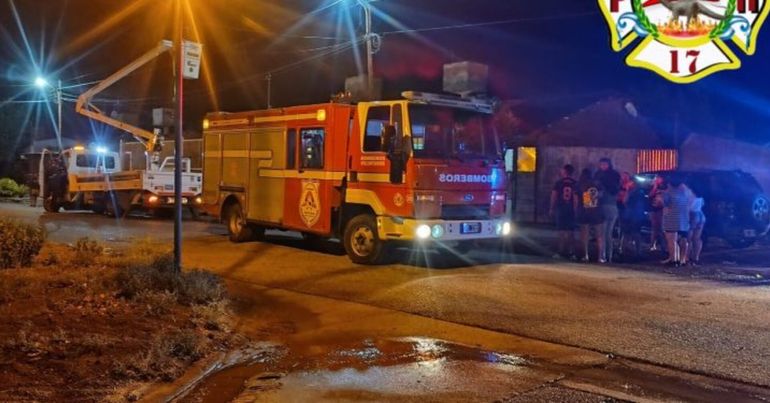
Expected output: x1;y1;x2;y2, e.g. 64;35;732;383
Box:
620;181;647;259
688;188;706;266
550;164;579;259
662;176;692;266
594;158;621;262
577;168;605;263
649;175;667;252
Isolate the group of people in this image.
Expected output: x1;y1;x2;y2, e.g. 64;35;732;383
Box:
549;158;706;266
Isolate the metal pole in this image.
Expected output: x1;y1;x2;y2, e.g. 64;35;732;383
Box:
56;80;63;151
266;73;272;109
174;9;184;273
362;0;374;99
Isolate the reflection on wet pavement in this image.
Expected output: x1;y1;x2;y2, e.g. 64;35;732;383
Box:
181;337;547;403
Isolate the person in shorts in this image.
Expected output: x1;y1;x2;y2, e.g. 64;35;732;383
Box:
662;176;693;266
577;168;606;263
550;164;578;259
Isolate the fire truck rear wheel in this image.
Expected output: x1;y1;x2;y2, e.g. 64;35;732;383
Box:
344;214;386;265
226;202;260;243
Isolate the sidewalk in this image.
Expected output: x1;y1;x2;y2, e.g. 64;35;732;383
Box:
511;222;770;281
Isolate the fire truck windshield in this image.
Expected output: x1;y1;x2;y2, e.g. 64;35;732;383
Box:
408;104;498;161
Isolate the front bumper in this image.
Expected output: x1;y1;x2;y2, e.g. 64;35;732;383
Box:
376;216;512;242
143;194;203;209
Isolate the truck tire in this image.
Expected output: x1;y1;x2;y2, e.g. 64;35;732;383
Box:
43;197;60;213
226;203;264;243
343;214;386;265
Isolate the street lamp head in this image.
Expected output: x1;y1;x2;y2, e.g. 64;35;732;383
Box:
34;76;49;89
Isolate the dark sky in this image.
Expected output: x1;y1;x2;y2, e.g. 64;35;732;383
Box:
1;0;769;145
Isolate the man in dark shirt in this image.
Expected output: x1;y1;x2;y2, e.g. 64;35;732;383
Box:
550;164;578;258
578;168;605;262
594;158;621;262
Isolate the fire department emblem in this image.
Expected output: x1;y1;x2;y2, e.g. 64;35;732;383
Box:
393;192;405;207
599;0;768;83
299;180;321;228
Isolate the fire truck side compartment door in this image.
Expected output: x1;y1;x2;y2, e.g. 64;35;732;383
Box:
203;132;222;205
247;128;286;223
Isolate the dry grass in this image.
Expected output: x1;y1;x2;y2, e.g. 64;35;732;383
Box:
0;218;45;268
0;239;238;402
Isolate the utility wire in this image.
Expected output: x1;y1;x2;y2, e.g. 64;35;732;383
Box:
381;11;599;35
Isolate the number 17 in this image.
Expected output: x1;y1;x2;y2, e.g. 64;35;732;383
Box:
670;50;701;74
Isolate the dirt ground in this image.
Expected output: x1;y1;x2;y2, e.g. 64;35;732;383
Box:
0;243;240;402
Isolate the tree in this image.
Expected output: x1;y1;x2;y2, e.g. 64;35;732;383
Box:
0;104;33;177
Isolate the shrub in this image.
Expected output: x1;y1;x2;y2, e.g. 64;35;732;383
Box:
116;253;225;306
0;218;45;269
74;237;104;266
0;178;27;198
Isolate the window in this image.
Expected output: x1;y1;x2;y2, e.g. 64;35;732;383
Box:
409;104;498;160
517;147;537;173
76;154;116;170
300;128;324;169
286;129;297;169
392;104;403;138
364;106;390;152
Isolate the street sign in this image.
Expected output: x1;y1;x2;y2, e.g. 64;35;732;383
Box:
183;41;202;80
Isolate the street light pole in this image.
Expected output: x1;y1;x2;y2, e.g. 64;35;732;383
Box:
360;0;374;99
173;7;185;273
56;79;63;151
265;73;272;109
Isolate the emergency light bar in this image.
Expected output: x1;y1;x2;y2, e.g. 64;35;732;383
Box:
401;91;494;114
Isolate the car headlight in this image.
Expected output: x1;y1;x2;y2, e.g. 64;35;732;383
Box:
148;195;159;204
416;224;431;240
194;196;203;204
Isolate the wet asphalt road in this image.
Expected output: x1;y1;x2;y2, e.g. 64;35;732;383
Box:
4;202;770;401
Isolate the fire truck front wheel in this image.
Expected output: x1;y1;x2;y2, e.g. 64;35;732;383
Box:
226;203;264;243
344;214;387;265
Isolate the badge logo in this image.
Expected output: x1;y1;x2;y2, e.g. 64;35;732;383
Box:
299;180;321;228
393;192;405;207
599;0;768;83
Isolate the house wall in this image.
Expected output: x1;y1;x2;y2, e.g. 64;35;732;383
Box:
680;135;770;193
513;147;641;223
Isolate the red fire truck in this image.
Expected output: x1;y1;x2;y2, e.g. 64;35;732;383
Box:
201;91;512;264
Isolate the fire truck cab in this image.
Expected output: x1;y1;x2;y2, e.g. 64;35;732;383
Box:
202;91;512;264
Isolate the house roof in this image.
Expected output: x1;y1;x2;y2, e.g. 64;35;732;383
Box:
521;97;664;149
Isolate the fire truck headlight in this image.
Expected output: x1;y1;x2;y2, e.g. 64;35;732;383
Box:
148;195;159;204
416;224;431;240
431;225;444;239
194;196;203;204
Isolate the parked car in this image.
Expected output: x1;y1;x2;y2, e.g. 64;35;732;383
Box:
634;170;770;249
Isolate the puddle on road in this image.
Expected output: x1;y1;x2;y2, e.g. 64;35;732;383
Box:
179;338;547;403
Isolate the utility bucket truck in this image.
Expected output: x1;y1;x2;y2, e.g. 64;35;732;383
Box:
39;40;203;217
202;91;513;264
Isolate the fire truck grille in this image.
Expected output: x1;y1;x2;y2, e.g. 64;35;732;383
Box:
441;204;490;220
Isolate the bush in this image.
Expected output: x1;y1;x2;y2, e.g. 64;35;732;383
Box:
0;219;45;269
0;178;27;198
74;237;104;266
116;253;226;306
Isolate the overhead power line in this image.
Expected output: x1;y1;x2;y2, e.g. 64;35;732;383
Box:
381;11;599;35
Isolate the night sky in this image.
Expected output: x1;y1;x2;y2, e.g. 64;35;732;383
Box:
1;0;769;146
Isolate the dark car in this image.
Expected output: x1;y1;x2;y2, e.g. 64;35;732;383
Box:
634;170;770;249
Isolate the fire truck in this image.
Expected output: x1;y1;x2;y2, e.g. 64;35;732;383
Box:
202;91;512;264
